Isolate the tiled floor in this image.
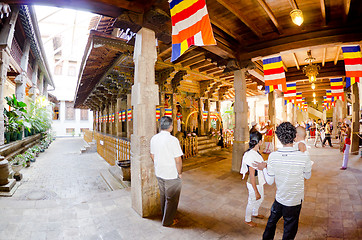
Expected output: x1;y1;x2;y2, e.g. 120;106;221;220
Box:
0;137;361;239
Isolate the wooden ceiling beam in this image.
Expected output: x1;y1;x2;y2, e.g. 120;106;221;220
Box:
199;64;218;73
322;48;326;67
255;0;282;34
181;55;206;67
189;59;212;70
334;46;341;65
210;17;239;41
282;60;288;72
344;0;352;19
216;0;263;38
287;0;298;9
320;0;326;26
292;53;300;70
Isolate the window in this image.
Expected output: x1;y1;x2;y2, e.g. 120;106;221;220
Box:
53;36;62;57
65;101;75;120
68;61;77;76
53;103;60;120
80;128;89;133
80;109;88;120
66;128;75;135
54;63;63;75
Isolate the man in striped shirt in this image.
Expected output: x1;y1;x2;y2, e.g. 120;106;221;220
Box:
254;122;312;240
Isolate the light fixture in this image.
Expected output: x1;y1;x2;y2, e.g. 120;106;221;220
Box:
313;92;316;98
313;98;317;104
311;83;315;90
303;50;320;89
290;9;304;26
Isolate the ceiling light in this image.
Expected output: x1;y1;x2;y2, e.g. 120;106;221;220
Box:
303;50;320;89
311;83;315;90
290;9;304;26
313;98;317;104
313;92;316;97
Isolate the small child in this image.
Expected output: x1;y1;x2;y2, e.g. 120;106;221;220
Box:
295;126;307;153
341;134;351;170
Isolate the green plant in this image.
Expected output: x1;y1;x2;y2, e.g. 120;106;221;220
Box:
11;154;26;167
23;96;52;133
4;94;29;133
31;145;41;154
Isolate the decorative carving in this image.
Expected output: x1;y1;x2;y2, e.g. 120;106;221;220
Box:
156;67;174;92
171;70;187;93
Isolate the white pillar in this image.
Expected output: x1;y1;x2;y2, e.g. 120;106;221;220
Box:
43;79;48;99
232;69;249;172
15;39;30;102
0;49;10;145
351;84;359;154
131;28;160;217
30;63;38;100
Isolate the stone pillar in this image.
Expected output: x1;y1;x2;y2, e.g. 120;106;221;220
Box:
198;98;204;135
131;27;160;217
268;92;276;125
351;84;359;154
172;93;177;135
15;39;30;102
38;72;44;96
43;80;48;100
111;100;117;135
116;98;122;137
106;104;110;134
282;98;288;122
126;94;132;139
206;98;211;133
292;104;297;124
332;100;343;136
232;69;249;172
216;100;221;130
0;49;10;145
286;102;292;123
29;63;38;100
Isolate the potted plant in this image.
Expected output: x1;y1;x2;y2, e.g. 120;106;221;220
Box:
10;155;25;180
31;145;41;157
24;151;35;163
4;95;28;143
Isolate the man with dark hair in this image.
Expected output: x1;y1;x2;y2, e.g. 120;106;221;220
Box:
150;116;183;227
254;122;312;240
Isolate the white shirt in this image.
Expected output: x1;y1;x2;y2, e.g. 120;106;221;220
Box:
265;147;312;206
240;149;266;186
150;131;183;179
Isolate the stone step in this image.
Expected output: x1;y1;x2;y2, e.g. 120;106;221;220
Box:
198;146;222;155
197;136;209;141
198;143;218;150
100;169;126;191
198;139;217;145
109;166;131;188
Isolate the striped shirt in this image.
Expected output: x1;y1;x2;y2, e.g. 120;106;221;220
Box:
266;147;312;206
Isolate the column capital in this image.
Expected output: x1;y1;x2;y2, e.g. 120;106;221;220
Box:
14;71;27;84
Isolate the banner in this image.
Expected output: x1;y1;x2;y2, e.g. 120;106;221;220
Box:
202;111;208;121
127;109;132;121
342;45;362;88
156;108;160;121
263;55;287;93
122;111;126;122
165;108;172;117
330;77;344;101
284;82;296;105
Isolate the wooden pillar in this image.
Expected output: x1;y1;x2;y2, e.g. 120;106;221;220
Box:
351;84;359;154
198;98;204;135
232;69;249;172
268;91;276;125
131;28;160;217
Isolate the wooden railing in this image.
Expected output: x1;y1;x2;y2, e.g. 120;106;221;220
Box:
10;38;22;67
180;136;198;159
93;131;130;166
84;130;93;143
223;131;234;147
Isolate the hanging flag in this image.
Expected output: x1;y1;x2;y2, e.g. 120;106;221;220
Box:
346;77;361;89
263;55;287;94
284;82;296;105
127;109;132;121
326;90;332;109
112;113;115;123
322;96;327;111
330;77;344;101
296;92;303;109
302;98;308;111
202;111;208;121
156;108;161;121
169;0;216;62
165;108;172;117
342;45;362;77
121;111;126;122
118;112;122;122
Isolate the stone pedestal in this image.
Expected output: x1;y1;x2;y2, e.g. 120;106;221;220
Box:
351;83;360;154
131;28;160;217
232;69;249;172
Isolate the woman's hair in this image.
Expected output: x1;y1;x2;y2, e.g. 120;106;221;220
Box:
247;131;263;151
275;122;296;145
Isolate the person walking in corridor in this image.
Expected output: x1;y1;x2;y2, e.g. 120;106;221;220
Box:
150;116;183;227
322;120;333;147
240;131;266;227
253;122;312;240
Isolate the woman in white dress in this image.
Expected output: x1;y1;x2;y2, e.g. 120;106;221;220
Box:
240;131;266;227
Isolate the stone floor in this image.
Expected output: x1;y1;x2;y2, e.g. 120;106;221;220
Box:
0;137;361;239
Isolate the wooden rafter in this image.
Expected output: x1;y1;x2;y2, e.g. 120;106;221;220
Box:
287;0;298;9
210;17;239;41
322;48;326;67
255;0;282;34
181;55;206;67
216;0;263;38
282;60;288;72
344;0;352;18
334;46;341;65
292;53;300;70
320;0;326;25
190;59;212;70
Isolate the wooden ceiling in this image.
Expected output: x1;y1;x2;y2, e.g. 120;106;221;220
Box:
9;0;362;105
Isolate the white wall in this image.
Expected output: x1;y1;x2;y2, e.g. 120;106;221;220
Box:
52;100;93;136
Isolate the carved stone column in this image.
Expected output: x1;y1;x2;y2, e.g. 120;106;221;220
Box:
232;69;249;172
292;104;297;124
15;39;30;102
198;98;204;135
29;63;38;100
351;84;359;154
332;100;342;136
131;28;160;217
282;97;288;122
268;91;276;125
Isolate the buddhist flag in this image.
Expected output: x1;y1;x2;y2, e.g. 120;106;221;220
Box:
330;77;344;101
127;109;132;121
121;111;126;122
296;92;303;108
263;55;287;94
156;108;160;121
202;111;208;121
284;82;296;105
323;96;327;110
326;90;332;109
170;0;216;62
302;99;308;111
118;112;122;122
342;45;362;79
165;109;172;117
112;113;115;123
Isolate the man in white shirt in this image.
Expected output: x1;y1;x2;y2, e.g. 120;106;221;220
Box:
150;116;183;227
254;122;312;240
